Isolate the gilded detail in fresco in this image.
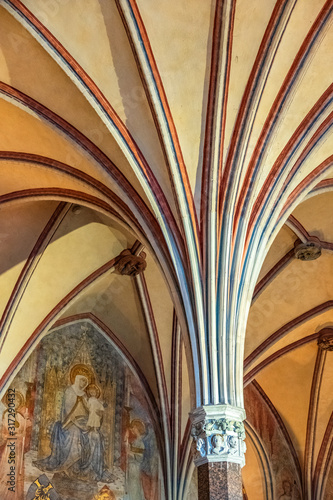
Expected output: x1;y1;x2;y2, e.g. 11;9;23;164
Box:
30;478;53;500
0;322;162;500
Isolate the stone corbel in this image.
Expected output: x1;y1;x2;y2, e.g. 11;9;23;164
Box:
294;239;321;261
114;241;147;277
190;405;246;467
318;328;333;351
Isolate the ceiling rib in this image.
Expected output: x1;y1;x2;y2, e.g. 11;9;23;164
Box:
304;347;327;498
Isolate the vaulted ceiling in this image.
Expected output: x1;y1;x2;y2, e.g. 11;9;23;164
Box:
0;1;332;498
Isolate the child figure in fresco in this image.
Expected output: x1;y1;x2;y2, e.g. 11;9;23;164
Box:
86;383;104;429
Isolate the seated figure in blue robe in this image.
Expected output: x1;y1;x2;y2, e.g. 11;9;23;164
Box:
35;371;111;483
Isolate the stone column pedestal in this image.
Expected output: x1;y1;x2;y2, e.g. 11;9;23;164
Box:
190;405;246;500
198;462;243;500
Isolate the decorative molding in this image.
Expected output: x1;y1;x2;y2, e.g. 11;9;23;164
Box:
116;0;199;237
225;0;297;227
318;337;333;351
199;0;236;406
190;405;246;467
135;273;171;441
286;216;333;251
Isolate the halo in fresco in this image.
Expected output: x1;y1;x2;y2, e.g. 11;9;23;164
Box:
0;321;163;500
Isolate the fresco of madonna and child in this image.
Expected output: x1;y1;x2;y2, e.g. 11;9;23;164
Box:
0;321;163;500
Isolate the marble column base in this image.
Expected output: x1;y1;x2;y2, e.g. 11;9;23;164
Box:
197;462;243;500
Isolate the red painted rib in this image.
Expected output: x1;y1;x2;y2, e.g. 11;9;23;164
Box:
200;0;235;249
117;0;200;253
3;2;185;258
247;85;333;245
304;348;326;496
280;156;333;218
238;2;332;238
313;411;333;498
0;151;153;233
136;274;171;433
0;82;186;257
219;0;293;221
244;301;333;369
244;332;321;386
252;247;296;301
0;202;68;335
252;380;302;480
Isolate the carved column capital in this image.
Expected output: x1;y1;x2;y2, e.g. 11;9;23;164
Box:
190;405;246;467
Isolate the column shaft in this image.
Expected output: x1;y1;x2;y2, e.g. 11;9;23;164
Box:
198;462;243;500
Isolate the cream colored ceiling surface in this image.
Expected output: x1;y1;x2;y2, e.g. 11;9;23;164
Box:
246;251;333;358
256;224;296;282
0;1;332;498
0;201;58;317
293;191;333;241
256;343;316;463
242;432;267;499
245;190;333;496
247;309;333;375
137;0;214;196
225;0;276;156
14;1;176;214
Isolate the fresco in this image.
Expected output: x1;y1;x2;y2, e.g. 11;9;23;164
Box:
0;321;163;500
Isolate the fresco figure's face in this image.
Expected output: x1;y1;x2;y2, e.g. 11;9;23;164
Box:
76;375;88;390
88;387;98;398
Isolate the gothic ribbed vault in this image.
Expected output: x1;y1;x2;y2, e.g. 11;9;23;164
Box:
0;1;332;498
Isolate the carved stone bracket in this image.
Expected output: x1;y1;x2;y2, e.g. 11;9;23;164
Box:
190;405;246;467
114;247;147;277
